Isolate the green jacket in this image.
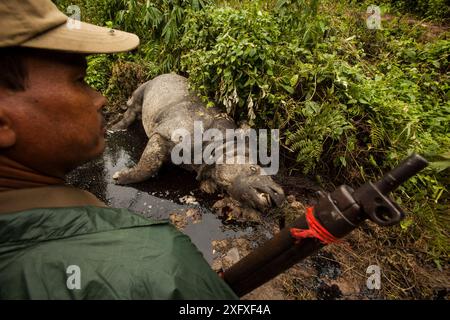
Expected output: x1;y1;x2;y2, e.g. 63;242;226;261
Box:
0;188;238;300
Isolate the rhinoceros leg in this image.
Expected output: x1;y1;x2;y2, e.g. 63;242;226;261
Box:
110;81;148;131
112;133;169;184
110;104;141;131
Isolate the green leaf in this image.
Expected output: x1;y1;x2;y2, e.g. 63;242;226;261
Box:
290;74;299;87
339;156;347;167
281;84;294;94
429;160;450;173
400;218;413;230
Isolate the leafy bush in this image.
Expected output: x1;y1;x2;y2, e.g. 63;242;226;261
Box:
382;0;450;22
180;4;317;124
53;0;125;25
180;2;449;173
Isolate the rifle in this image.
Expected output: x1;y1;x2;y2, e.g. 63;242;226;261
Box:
222;153;428;297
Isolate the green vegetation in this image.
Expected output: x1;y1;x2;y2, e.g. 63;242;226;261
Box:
53;0;449;275
374;0;450;22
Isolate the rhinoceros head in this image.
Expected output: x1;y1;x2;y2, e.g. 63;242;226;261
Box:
212;163;285;212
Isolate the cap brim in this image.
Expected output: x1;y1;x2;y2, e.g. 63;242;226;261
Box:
20;20;139;54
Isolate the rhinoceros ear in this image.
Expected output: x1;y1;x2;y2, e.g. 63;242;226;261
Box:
196;164;214;181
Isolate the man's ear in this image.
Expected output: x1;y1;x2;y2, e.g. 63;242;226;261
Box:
0;108;16;148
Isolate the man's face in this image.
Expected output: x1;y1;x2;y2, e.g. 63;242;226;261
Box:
1;50;107;177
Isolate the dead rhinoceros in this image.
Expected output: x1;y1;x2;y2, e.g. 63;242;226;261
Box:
111;73;285;212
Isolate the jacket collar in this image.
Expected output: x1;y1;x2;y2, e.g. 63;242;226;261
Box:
0;185;106;215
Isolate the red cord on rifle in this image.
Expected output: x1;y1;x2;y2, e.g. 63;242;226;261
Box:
290;207;340;245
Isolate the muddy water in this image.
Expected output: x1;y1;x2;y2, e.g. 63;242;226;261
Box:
66;123;250;263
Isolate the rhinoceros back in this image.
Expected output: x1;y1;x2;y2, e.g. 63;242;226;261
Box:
141;74;189;136
141;74;220;141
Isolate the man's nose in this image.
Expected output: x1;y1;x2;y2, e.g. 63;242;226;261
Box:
94;93;107;112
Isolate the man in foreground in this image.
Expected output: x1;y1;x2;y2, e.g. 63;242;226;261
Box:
0;0;238;300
